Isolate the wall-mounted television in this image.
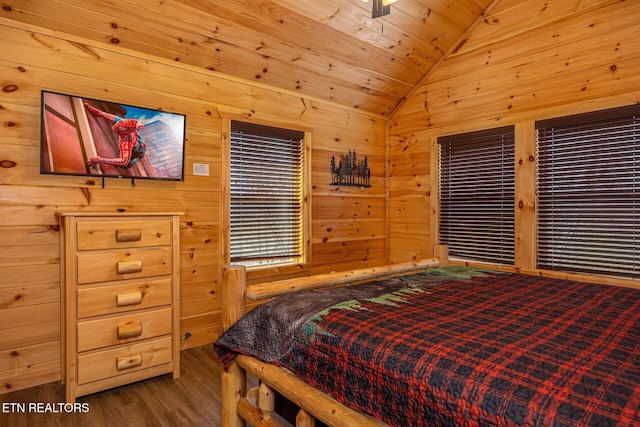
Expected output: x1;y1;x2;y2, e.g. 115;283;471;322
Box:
40;90;186;182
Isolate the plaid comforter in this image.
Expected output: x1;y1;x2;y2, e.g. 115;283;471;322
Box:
215;267;640;426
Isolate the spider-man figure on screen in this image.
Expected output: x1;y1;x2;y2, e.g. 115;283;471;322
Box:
85;102;146;169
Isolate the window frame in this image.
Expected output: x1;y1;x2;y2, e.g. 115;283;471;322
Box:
437;125;516;265
222;118;311;270
535;104;640;277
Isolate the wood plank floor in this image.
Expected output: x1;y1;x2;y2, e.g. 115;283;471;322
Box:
0;345;236;427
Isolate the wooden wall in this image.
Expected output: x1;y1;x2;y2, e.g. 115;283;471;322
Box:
0;19;387;393
4;0;639;395
389;0;640;267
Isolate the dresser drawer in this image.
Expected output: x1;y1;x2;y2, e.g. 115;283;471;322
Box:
77;307;172;352
76;219;171;250
77;248;172;284
77;278;172;318
77;336;172;385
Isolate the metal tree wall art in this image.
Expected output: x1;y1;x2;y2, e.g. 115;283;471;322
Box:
330;150;371;187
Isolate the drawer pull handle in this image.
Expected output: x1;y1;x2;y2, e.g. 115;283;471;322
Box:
117;260;143;274
116;291;143;307
117;321;143;339
116;353;143;371
115;229;142;242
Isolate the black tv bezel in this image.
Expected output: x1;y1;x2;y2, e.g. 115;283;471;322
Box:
39;90;187;182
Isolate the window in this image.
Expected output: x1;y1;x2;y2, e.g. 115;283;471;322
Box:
536;105;640;276
438;126;515;264
229;121;306;267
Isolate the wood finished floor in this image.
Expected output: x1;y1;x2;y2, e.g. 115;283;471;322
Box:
0;345;239;427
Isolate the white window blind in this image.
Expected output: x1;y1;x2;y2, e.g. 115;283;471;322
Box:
536;105;640;277
438;126;515;264
230;122;304;265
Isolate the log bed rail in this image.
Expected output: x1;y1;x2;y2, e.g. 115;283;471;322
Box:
220;245;448;427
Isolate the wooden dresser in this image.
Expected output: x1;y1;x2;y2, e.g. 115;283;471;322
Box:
58;212;181;403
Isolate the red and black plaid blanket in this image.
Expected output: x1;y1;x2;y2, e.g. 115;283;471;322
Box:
215;267;640;426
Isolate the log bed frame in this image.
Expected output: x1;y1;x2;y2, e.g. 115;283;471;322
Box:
220;245;449;427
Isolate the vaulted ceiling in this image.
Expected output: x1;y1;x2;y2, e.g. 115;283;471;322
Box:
1;0;495;116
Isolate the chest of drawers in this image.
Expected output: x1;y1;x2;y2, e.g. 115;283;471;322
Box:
58;212;181;403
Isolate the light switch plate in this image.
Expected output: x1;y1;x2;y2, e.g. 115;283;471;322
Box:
193;163;210;176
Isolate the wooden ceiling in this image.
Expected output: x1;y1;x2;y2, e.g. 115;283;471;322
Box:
2;0;495;116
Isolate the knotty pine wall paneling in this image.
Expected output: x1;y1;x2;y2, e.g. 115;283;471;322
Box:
0;20;387;393
389;0;640;270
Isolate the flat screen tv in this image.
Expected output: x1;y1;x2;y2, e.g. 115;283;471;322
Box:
40;90;186;182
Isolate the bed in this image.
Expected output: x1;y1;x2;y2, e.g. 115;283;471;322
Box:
214;249;640;427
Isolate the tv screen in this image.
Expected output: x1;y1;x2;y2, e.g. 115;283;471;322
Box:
40;90;186;182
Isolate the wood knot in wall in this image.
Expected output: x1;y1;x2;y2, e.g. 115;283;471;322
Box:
0;160;17;168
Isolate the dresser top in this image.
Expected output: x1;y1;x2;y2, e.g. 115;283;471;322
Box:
57;211;184;217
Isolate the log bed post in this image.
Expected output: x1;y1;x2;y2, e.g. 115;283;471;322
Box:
296;409;315;427
434;244;449;266
258;382;275;419
221;265;247;427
